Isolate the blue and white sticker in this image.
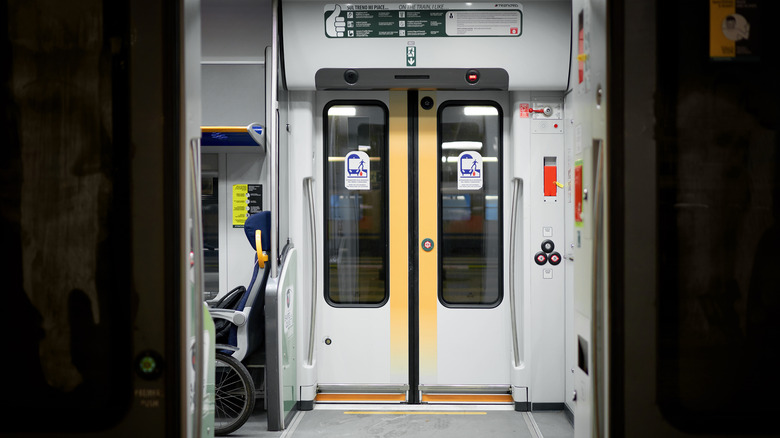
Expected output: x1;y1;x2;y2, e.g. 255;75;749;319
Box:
457;151;483;190
345;150;370;190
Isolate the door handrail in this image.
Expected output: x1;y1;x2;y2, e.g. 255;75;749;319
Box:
304;176;318;366
509;177;524;367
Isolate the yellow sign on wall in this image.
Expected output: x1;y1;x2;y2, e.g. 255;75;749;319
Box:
232;184;263;228
710;0;759;60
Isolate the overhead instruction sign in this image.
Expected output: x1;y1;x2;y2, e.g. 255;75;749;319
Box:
324;3;523;38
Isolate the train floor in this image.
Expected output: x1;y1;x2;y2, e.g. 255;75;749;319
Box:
229;403;574;438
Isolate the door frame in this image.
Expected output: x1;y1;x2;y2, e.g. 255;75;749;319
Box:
314;90;514;405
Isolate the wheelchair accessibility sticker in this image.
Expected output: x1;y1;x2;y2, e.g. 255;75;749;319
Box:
457;151;483;190
345;150;370;190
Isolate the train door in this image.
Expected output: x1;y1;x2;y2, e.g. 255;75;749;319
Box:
316;90;512;405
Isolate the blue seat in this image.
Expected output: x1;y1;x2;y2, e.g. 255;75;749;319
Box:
212;285;246;341
209;211;270;362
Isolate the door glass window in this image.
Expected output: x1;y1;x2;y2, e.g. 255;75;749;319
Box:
324;103;388;306
439;103;502;307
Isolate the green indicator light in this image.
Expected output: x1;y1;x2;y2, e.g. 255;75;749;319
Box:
135;350;163;380
140;356;156;374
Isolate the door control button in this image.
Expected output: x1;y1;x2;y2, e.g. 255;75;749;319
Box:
549;252;562;265
541;239;555;253
465;69;480;84
534;251;548;265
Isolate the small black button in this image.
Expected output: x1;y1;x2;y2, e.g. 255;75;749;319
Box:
549;252;562;266
420;96;434;110
534;251;548;265
541;239;555;253
344;69;359;84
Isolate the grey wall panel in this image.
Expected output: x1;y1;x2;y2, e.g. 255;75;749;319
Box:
283;0;571;90
201;64;265;125
201;0;271;62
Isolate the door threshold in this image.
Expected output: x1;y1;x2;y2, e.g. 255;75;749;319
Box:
421;394;514;404
316;393;407;403
314;403;516;411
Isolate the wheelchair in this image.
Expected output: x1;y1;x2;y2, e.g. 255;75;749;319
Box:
207;211;270;435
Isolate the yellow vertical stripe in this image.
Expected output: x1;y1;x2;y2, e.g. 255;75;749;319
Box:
417;92;438;381
389;92;409;378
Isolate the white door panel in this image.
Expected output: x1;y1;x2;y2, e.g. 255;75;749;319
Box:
317;90;516;404
436;306;511;384
318;307;396;384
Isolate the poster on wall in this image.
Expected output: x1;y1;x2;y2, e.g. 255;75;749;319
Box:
709;0;760;61
232;184;263;228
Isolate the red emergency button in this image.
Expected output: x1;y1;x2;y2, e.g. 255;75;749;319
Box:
549;252;562;266
466;69;480;84
534;251;548;265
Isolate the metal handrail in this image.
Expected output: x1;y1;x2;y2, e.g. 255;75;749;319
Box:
509;177;524;367
304;177;318;366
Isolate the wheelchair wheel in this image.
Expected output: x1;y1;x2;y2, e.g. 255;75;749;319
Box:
214;353;255;436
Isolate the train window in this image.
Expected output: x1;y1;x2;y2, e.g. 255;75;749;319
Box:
323;103;389;306
3;0;133;429
201;153;220;297
654;6;780;430
438;103;503;307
